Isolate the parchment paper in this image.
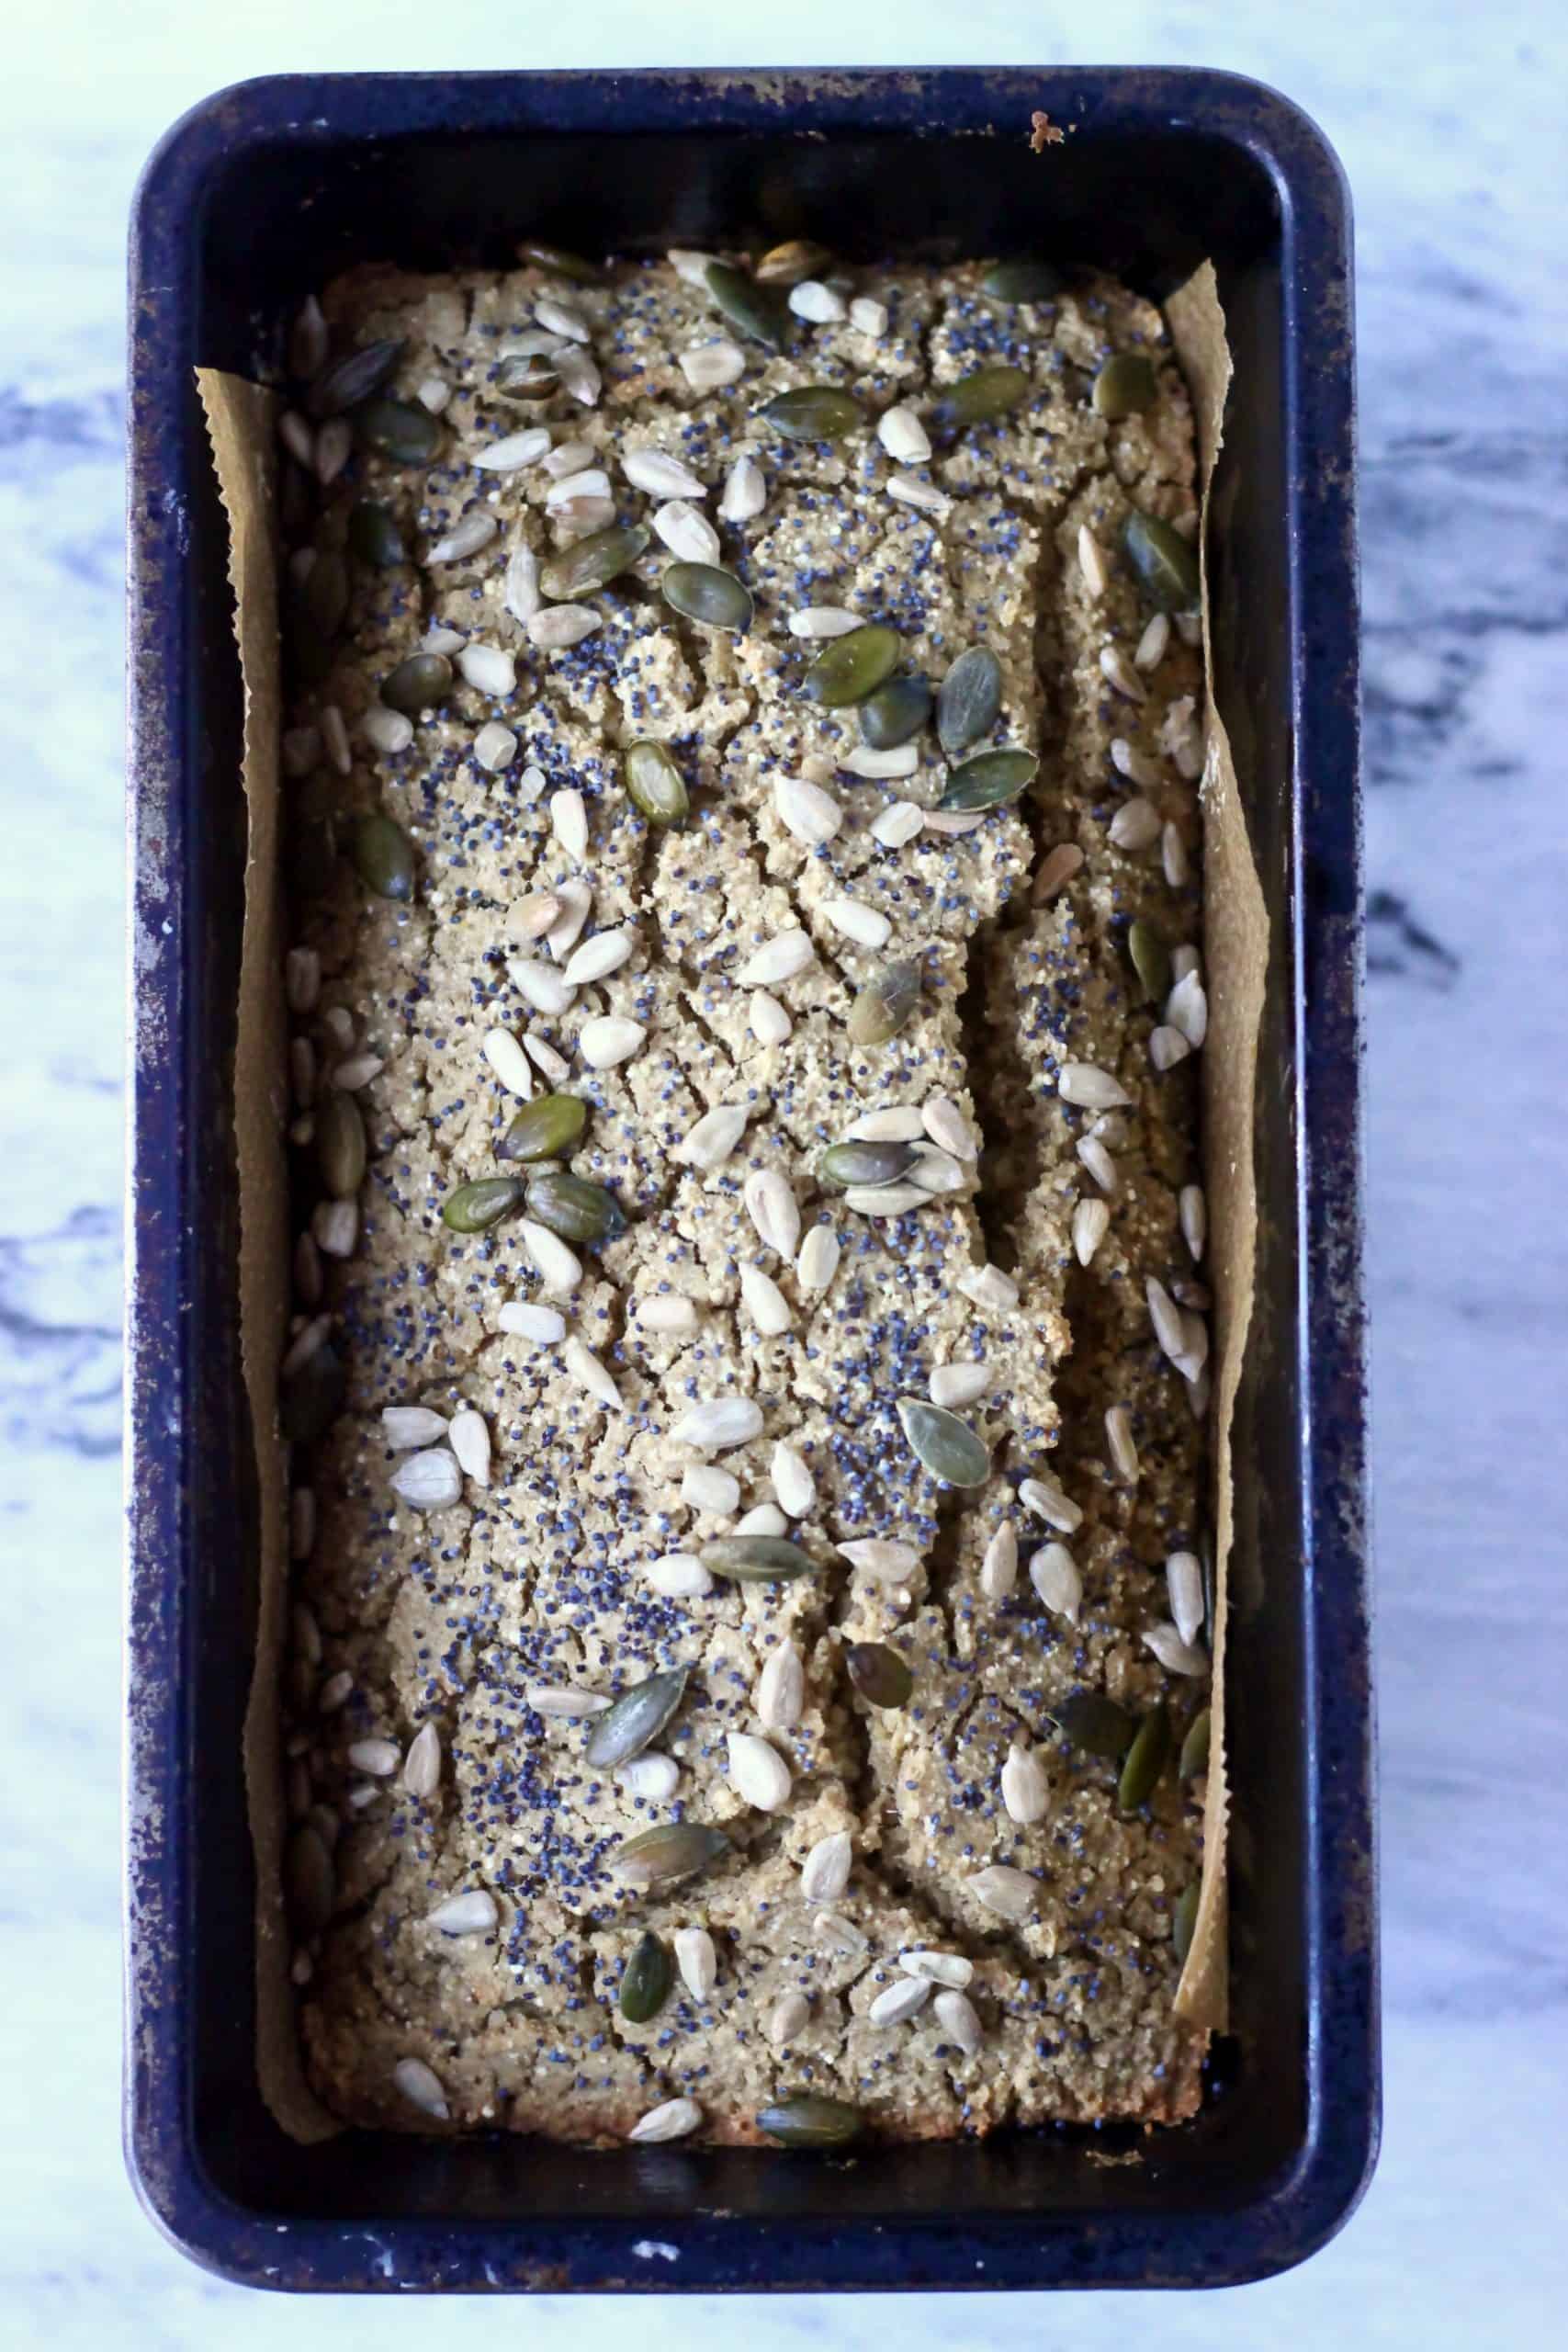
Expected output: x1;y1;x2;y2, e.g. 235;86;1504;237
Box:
199;256;1258;2128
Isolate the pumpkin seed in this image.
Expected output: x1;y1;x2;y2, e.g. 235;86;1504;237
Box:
539;522;650;601
1179;1708;1212;1781
315;1089;366;1197
1092;353;1158;419
351;811;417;901
1127;917;1172;1002
660;561;753;632
759;385;864;442
280;1338;346;1443
928;364;1030;442
700;1536;815;1583
847;958;920;1046
355;397;444;464
982;259;1062;304
494;353;560;403
346;498;405;569
755;239;833;286
302;549;348;641
441;1176;526;1233
845;1642;913;1711
521;239;600;283
705;261;795;351
585;1667;690;1770
1122;509;1201;611
1048;1690;1136;1760
938;750;1037;811
306;337;403;419
819;1140;918;1189
525;1170;626;1246
609;1820;731;1890
804;624;899;708
757;2093;863;2149
496;1093;588;1163
619;1929;672;2023
1173;1881;1200;1964
859;675;931;749
625;738;690;826
284;1822;334;1934
937;646;1003;757
897;1397;989;1487
380;652;454;715
1118;1704;1171;1812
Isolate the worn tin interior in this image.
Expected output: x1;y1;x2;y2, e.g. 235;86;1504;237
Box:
125;67;1374;2291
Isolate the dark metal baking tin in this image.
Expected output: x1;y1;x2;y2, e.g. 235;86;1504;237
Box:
125;66;1374;2293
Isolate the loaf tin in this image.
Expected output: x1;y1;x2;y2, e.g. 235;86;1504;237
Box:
125;65;1374;2291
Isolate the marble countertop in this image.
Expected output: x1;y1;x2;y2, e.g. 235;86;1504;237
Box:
6;0;1565;2337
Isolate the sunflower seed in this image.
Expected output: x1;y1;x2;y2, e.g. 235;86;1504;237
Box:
426;1889;497;1936
739;1505;792;1540
674;1103;750;1173
560;929;632;989
311;1197;357;1258
1019;1472;1082;1534
997;1738;1047;1825
470;426;552;474
401;1721;443;1799
1109;797;1161;854
505;957;575;1017
559;1335;619;1412
930;1362;990;1409
1058;1062;1131;1113
887;472;953;517
731;1264;789;1337
1135;612;1172;669
784;608;856;649
875;402;932;462
392;2057;449;2120
497;1300;566;1346
649;499;720;565
544;464;612;508
672;1396;764;1452
347;1736;400;1778
1100;645;1148;706
744;1170;800;1258
621;448;704;501
579;1015;646;1069
767;1440;815;1519
1076;1134;1119;1195
634;1295;697;1342
1144;1623;1209;1678
495;353;560;404
527;604;601;650
787;1829;853;1912
869;800;925;849
738;927;814;987
502;540;543;627
840;290;886;336
1071;1196;1111;1267
1103;1403;1139;1484
644;1552;714;1599
1172;944;1201;984
679;340;746;391
674;1926;718;2000
1150;1024;1192;1071
1162;822;1190;889
390;1449;462;1510
897;1398;988;1487
625;2093;701;2145
1031;842;1083;905
768;1992;811;2050
473;720;516;772
427;511;499;566
970;1865;1036;1922
1031;1540;1084;1625
1075;522;1112;599
718;453;766;520
1159;1552;1204;1652
1146;1276;1188;1365
519;1217;583;1293
829;1540;913;1592
1111;738;1164;791
1123;509;1201;609
447;1407;491;1487
1167;970;1209;1048
788;278;847;325
317;1668;354;1715
957;1261;1018;1316
864;1974;928;2028
930;1986;982;2054
796;1223;840;1294
380;1405;447;1451
755;1639;806;1736
526;1683;611;1721
1177;1185;1208;1267
774;773;843;846
728;1731;792;1813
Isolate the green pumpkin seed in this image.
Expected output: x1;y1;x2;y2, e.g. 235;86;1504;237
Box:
1179;1708;1212;1781
755;239;833;286
700;1536;815;1583
351;811;417;900
315;1089;367;1197
1118;1704;1171;1812
1122;509;1201;611
539;522;650;602
845;1642;913;1711
846;958;920;1046
283;1822;335;1934
928;365;1030;443
938;750;1037;812
1127;918;1172;1002
441;1176;526;1233
982;259;1063;304
705;260;795;352
348;498;406;568
660;561;753;632
619;1929;673;2023
280;1338;346;1444
306;337;404;419
937;646;1003;758
525;1170;626;1246
1093;352;1158;419
859;675;932;750
1201;1537;1216;1652
1172;1882;1200;1964
609;1820;731;1889
355;397;444;465
303;548;349;641
494;353;559;403
1048;1690;1137;1760
585;1666;690;1770
759;385;864;442
496;1093;588;1164
757;2093;863;2149
625;739;690;826
380;653;454;716
521;239;600;282
819;1140;918;1189
804;624;900;708
897;1398;989;1487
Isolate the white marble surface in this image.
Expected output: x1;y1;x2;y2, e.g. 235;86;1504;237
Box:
4;0;1566;2335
